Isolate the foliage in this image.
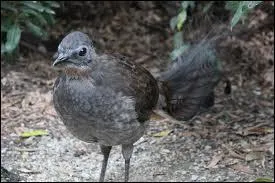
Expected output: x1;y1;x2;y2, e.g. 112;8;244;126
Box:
253;177;273;182
225;1;262;29
1;1;60;56
170;1;263;60
20;129;48;138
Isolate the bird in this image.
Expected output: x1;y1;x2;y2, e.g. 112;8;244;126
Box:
52;31;226;182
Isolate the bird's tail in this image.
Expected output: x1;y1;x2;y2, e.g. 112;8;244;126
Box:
157;36;230;121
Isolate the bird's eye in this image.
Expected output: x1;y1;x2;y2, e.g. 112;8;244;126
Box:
79;47;87;56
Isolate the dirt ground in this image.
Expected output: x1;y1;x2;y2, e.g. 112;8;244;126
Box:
1;2;274;182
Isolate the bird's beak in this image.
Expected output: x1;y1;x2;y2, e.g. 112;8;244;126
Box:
52;53;69;67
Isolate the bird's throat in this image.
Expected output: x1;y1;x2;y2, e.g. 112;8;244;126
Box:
64;66;91;79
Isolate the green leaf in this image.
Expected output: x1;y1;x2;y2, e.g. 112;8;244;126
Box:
177;10;187;31
170;44;189;61
21;1;56;14
44;1;60;8
229;1;263;30
4;25;21;54
254;177;273;182
20;7;48;25
170;16;178;31
173;31;183;49
44;7;56;14
1;18;12;32
230;2;244;29
20;130;48;137
246;1;262;9
43;13;55;25
21;1;45;12
1;1;18;13
25;21;45;38
225;1;241;11
181;1;195;9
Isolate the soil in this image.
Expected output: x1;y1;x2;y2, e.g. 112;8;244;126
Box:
1;2;274;182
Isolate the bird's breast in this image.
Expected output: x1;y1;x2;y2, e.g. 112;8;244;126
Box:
53;76;145;145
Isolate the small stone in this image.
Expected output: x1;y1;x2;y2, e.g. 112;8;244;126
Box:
181;170;187;175
191;175;199;181
161;149;170;154
80;172;90;179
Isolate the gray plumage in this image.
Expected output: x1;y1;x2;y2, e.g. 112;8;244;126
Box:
52;31;224;182
159;38;222;120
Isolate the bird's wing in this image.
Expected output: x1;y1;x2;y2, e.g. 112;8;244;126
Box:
96;53;159;122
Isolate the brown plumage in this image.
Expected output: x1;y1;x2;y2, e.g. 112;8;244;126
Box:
52;31;227;182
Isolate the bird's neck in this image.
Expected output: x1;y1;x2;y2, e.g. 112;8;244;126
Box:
64;66;91;79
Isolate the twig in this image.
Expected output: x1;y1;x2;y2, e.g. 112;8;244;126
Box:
18;168;41;174
222;144;245;160
14;148;39;152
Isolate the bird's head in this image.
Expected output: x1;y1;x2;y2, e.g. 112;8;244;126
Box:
53;31;96;70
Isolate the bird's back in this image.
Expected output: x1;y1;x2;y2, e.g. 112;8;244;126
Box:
97;54;159;122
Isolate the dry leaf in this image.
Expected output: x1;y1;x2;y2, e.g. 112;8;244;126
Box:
152;130;172;137
245;152;264;162
150;113;165;121
223;145;245;160
206;153;224;168
231;164;253;174
224;158;239;166
239;126;274;136
247;127;274;135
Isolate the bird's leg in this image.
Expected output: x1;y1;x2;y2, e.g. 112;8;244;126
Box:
99;145;112;182
122;144;134;182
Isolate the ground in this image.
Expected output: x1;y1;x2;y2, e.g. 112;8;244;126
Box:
1;2;274;182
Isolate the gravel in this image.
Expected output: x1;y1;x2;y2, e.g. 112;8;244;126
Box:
1;117;274;182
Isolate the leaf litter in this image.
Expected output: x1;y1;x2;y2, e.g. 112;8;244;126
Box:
1;2;274;182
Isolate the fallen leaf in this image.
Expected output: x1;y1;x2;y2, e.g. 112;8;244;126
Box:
254;177;273;182
224;158;239;166
223;144;245;160
241;143;273;153
247;127;274;135
150;113;165;120
18;168;41;174
206;153;224;168
238;126;274;136
152;130;172;137
245;152;264;161
20;130;48;138
231;164;253;174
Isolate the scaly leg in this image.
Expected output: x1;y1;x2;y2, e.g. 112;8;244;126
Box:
122;144;134;182
99;145;112;182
